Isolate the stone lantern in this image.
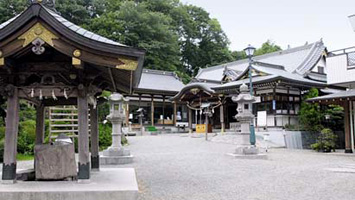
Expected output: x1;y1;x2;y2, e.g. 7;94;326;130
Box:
100;93;133;165
229;83;266;158
232;83;255;145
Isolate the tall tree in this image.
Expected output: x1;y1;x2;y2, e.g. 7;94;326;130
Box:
0;0;27;23
170;4;234;75
87;1;181;72
231;40;282;61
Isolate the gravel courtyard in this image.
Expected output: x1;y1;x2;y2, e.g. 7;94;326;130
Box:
120;135;355;200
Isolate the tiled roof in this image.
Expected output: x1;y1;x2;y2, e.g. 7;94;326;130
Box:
137;69;185;92
0;6;126;47
0;14;20;29
308;89;355;102
195;40;325;82
213;64;326;91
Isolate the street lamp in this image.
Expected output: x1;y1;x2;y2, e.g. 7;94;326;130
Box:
244;44;256;96
244;44;256;146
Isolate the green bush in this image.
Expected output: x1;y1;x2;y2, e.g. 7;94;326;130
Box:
311;128;337;153
18;120;36;155
99;123;112;150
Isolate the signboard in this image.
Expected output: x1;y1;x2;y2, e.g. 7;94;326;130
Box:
272;100;276;110
257;111;267;127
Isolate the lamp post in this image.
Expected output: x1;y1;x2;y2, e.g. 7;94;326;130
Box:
244;44;256;146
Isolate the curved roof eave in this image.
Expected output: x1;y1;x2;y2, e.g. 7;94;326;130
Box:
0;3;146;58
171;83;215;101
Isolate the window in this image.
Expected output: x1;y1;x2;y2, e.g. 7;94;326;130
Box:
347;52;355;67
244;104;249;110
317;66;324;74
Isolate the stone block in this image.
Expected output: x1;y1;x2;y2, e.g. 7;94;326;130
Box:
103;148;130;157
235;146;259;155
35;144;77;180
100;155;134;165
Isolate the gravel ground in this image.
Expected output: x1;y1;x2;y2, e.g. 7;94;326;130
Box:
122;135;355;200
13;135;355;200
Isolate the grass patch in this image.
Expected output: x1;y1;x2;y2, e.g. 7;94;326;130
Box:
17;154;34;161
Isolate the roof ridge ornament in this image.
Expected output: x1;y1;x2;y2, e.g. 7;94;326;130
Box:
31;0;57;13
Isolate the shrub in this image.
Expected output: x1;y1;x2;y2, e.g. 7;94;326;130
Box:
99;123;112;150
311;128;337;152
18;120;36;155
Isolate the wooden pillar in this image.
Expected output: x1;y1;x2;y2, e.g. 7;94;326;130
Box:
188;108;192;133
273;86;277;127
220;104;225;133
2;87;19;182
205;109;208;141
35;104;45;145
162;95;165;129
78;92;90;179
151;95;154;126
90;105;99;170
125;104;129;126
173;102;177;126
344;102;353;153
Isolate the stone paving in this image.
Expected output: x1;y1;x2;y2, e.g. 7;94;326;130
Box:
13;135;355;200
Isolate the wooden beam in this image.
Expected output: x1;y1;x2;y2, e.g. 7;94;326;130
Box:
220;104;225;133
344;102;353;153
151;95;154;126
188;108;192;133
108;68;117;92
2;87;19;182
90;105;99;171
78;94;90;179
173;102;177;126
35;104;45;145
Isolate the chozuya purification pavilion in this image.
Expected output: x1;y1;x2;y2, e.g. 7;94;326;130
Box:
0;1;145;182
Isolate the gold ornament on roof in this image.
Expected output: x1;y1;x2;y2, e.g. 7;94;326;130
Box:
73;50;81;57
116;57;138;71
18;23;58;47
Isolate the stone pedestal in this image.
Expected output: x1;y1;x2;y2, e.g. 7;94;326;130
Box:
101;148;133;165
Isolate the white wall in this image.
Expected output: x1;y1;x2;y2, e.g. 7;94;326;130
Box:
327;54;355;86
311;57;327;74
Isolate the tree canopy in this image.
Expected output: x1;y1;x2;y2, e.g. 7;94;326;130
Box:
0;0;282;82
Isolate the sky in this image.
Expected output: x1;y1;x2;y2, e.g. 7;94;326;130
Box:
180;0;355;52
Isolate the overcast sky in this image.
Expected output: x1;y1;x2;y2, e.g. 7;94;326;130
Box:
180;0;355;52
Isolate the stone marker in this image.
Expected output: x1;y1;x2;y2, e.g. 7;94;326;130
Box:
35;143;77;180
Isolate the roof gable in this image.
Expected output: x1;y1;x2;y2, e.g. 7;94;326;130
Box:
0;2;146;94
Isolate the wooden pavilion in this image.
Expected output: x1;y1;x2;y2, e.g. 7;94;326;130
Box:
0;1;145;182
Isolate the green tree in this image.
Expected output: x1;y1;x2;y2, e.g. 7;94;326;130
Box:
171;4;234;75
254;40;281;56
299;88;323;132
87;1;181;72
231;40;282;61
0;0;28;23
